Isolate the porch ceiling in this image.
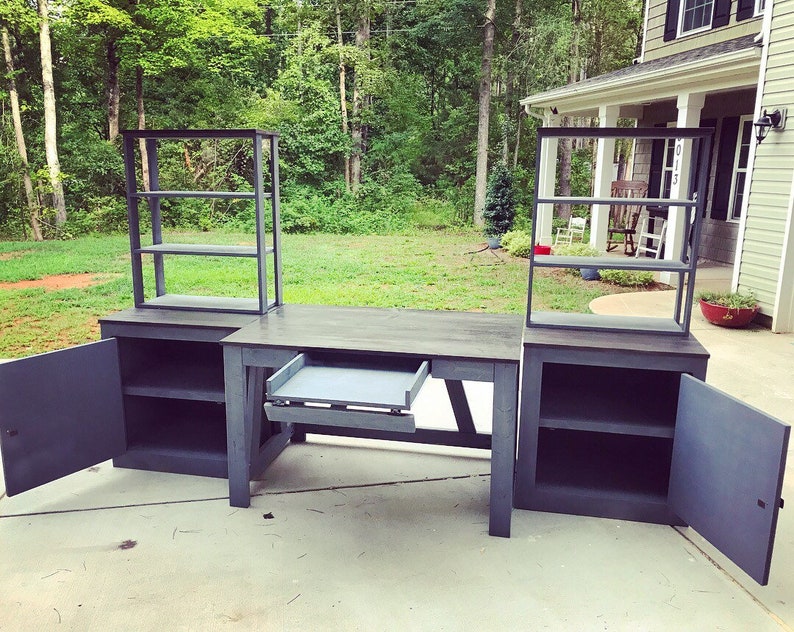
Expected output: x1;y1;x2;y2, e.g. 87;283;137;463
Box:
521;35;762;119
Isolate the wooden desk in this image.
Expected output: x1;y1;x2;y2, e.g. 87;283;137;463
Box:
221;304;523;537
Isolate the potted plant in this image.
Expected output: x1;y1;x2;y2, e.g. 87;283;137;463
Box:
483;162;516;248
697;290;759;328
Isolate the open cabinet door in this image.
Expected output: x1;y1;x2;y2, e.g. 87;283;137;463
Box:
669;374;790;585
0;339;126;496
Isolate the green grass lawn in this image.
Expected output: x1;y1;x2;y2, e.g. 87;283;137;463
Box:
0;231;617;358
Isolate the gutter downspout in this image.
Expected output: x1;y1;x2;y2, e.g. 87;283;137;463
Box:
733;1;774;292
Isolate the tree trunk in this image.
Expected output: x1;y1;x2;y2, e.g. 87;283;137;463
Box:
350;10;370;191
107;39;120;142
335;0;351;192
505;0;522;166
136;65;150;191
473;0;496;227
557;0;582;222
3;27;43;241
38;0;67;229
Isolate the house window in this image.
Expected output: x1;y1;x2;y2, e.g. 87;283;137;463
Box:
728;116;753;222
679;0;714;35
756;0;766;15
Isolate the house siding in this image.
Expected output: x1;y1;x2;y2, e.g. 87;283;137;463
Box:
644;0;762;62
739;0;794;322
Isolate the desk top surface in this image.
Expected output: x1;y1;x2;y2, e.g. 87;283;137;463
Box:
222;304;523;364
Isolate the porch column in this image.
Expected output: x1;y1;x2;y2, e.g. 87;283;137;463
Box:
590;105;620;251
536;114;560;246
663;92;706;284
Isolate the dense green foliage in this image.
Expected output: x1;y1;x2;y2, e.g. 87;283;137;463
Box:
1;0;642;239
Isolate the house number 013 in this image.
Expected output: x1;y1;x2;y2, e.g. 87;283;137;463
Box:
671;139;684;188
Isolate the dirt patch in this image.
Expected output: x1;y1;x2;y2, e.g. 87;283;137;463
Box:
0;273;117;291
0;250;31;261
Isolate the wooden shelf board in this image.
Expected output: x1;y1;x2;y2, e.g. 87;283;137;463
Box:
535;196;695;207
131;190;268;200
140;295;271;314
539;416;675;438
527;312;685;334
136;243;268;257
530;256;690;273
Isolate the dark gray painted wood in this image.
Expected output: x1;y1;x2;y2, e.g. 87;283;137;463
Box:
670;375;790;585
489;362;518;537
0;340;126;495
445;380;476;434
265;404;416;433
266;354;429;409
100;309;260;345
515;331;709;525
143;295;268;314
136;244;267;257
222;305;523;364
293;424;492;449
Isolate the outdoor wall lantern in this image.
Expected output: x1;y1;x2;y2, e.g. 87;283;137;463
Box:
754;108;787;144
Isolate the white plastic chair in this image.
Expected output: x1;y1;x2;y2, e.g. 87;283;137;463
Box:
555;216;587;246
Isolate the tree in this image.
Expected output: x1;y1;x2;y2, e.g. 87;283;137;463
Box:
38;0;67;228
482;161;516;237
1;4;42;240
473;0;496;227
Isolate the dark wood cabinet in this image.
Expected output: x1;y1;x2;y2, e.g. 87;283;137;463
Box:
515;328;789;585
0;309;260;494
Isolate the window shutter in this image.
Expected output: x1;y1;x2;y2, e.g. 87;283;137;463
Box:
693;118;717;213
664;0;681;41
712;0;732;28
736;0;755;21
711;117;740;220
649;137;666;197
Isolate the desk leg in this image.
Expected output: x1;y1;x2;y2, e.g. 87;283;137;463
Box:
224;346;251;508
490;362;518;537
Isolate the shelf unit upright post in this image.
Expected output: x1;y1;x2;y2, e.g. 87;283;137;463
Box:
121;129;283;314
526;126;713;335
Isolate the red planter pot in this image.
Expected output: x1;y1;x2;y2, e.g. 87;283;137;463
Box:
699;299;759;328
533;244;552;255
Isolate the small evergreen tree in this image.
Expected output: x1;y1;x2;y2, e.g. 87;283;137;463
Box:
482;162;516;237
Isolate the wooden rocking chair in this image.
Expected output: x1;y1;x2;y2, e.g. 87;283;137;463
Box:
607;180;647;255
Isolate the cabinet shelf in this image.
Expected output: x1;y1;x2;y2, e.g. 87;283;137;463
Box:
535;196;695;207
119;397;228;477
530;256;691;273
142;295;272;313
527;312;685;334
136;244;272;257
131;190;268;200
123;364;225;402
535;428;673;499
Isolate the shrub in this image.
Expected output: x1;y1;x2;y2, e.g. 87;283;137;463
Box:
598;269;655;287
553;243;601;258
482;162;516;237
501;229;533;257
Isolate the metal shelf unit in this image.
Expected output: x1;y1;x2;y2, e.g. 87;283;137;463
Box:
526;126;714;336
121;129;283;314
